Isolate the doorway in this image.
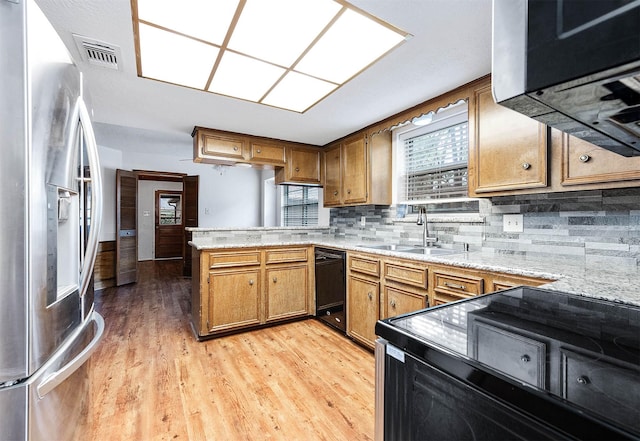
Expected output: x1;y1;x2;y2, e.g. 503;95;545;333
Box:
155;190;183;259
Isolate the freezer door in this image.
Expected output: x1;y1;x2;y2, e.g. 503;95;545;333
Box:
29;312;104;441
0;312;104;441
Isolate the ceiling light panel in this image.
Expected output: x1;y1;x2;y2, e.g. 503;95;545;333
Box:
138;23;219;89
208;51;286;102
262;71;338;112
295;8;407;84
132;0;408;112
137;0;239;45
228;0;342;67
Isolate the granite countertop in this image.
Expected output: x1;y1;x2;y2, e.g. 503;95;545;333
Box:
189;237;640;307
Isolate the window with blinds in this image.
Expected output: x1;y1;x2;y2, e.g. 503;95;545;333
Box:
281;185;319;226
395;101;476;212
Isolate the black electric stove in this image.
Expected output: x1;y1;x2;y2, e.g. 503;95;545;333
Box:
375;287;640;440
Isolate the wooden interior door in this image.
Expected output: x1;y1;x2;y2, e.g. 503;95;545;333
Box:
155;190;183;259
116;169;138;286
182;175;199;276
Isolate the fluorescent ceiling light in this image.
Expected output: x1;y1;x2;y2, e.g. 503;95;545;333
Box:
137;0;238;46
228;0;342;67
132;0;408;112
138;23;219;89
208;51;285;102
263;71;338;112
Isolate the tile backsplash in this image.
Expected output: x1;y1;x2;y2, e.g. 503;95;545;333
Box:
329;188;640;267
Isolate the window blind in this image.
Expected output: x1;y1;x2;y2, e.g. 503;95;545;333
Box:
399;121;469;202
281;185;319;226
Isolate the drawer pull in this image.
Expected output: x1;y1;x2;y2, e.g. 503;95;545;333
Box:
520;355;530;363
295;167;300;172
333;191;339;196
579;154;590;163
444;281;466;291
233;146;239;151
390;300;396;308
272;277;277;283
368;292;373;300
576;376;590;385
521;162;531;170
249;279;254;286
256;149;261;154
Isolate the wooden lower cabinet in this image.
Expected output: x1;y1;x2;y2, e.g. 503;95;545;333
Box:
265;265;309;322
347;274;380;348
382;286;427;319
192;246;312;339
207;268;262;333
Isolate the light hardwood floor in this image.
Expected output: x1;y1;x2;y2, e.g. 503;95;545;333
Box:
89;261;375;440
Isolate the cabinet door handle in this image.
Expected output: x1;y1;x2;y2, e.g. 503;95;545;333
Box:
256;149;261;154
520;354;530;363
444;281;466;290
390;300;396;308
295;167;300;172
579;154;590;163
521;162;531;170
272;277;277;283
249;279;254;286
576;376;590;385
347;189;351;194
233;146;239;151
368;292;373;300
333;191;339;196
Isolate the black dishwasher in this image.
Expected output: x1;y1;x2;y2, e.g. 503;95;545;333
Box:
315;248;346;334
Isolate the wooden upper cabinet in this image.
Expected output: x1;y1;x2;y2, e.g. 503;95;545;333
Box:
193;127;320;179
323;144;342;206
469;83;549;196
561;132;640;186
249;142;286;165
197;131;246;162
322;130;392;207
342;134;368;205
276;147;321;185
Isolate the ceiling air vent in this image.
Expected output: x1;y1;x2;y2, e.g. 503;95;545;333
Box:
72;34;122;71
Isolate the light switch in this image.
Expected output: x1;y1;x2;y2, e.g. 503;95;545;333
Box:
503;214;524;233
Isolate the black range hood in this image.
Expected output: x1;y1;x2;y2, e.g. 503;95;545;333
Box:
492;0;640;157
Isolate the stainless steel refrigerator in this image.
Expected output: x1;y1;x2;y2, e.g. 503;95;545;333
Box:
0;0;105;439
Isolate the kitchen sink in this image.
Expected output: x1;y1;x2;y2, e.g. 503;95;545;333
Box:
357;244;415;251
401;247;461;256
358;244;461;256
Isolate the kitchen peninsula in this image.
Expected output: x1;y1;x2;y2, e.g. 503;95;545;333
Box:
188;226;640;343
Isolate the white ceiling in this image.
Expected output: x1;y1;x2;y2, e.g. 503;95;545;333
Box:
35;0;492;153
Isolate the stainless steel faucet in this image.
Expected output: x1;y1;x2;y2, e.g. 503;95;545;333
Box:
416;207;438;247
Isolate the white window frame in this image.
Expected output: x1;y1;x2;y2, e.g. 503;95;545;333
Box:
280;185;320;226
392;100;479;213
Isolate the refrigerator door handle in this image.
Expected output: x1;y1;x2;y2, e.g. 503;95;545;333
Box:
36;312;105;399
77;97;103;299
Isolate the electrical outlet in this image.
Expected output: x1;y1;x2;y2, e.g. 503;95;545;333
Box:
503;214;524;233
360;216;366;226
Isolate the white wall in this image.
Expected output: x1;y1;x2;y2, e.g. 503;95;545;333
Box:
138;180;183;261
97;141;264;243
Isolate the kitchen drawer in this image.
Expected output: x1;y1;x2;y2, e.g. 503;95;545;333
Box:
384;261;428;289
249;142;286;165
562;349;640;433
208;250;261;268
433;271;483;301
349;254;380;277
264;247;308;264
470;321;547;388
